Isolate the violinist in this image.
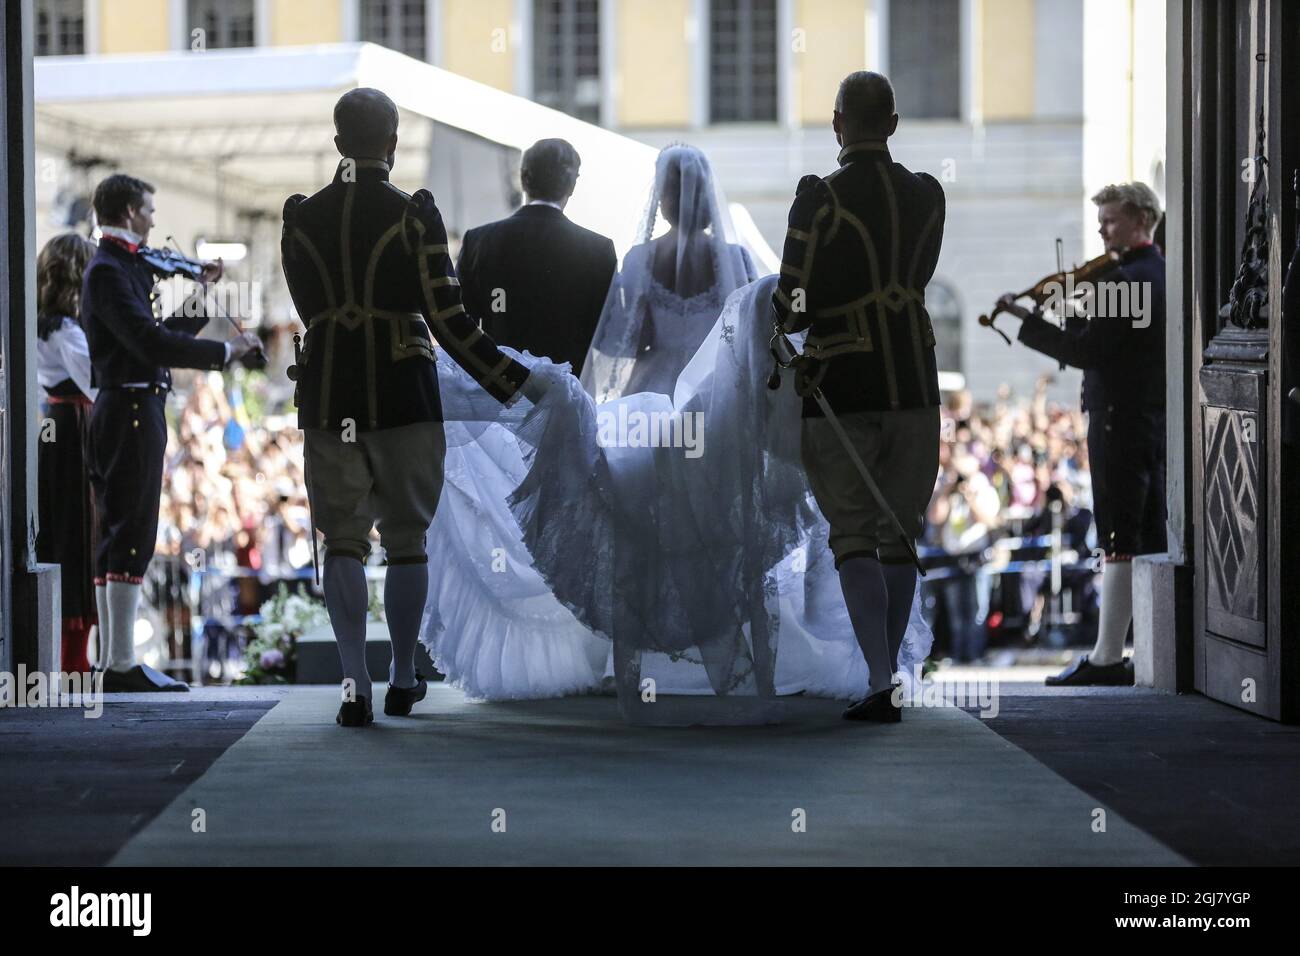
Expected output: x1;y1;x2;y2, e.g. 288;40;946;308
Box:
82;173;261;693
994;181;1166;686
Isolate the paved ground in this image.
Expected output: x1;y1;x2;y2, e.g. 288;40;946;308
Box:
107;686;1182;866
2;681;1297;866
0;694;277;866
964;689;1300;866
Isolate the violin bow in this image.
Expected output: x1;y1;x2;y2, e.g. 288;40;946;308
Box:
165;235;266;365
1054;238;1066;371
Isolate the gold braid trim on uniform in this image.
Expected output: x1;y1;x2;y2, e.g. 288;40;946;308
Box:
339;182;383;426
288;189;452;428
777;204;829;333
411;215;518;397
875;166;902;408
906;205;944;390
364;222;405;304
283;226;340;428
320;320;337;428
802;192;883;358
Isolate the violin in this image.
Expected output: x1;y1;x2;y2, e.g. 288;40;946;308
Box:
139;244;214;282
978;250;1122;346
139;242;268;370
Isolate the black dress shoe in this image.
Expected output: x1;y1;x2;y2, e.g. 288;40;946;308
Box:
842;684;903;722
101;664;190;693
1045;654;1134;686
384;673;428;716
337;695;374;727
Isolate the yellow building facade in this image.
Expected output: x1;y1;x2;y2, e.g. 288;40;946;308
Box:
83;0;1043;128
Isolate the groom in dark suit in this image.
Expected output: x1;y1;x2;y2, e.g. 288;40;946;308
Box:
458;139;617;377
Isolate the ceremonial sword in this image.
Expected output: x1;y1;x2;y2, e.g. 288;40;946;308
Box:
287;330;321;587
767;315;926;576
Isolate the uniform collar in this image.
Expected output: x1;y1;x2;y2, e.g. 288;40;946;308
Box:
514;203;566;220
837;140;891;166
1121;241;1160;262
333;158;392;184
99;225;142;253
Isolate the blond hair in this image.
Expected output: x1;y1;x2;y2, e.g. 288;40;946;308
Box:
1091;182;1162;232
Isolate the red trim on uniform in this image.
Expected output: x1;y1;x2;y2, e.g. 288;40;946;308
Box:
61;618;93;674
93;577;106;586
102;234;140;254
105;571;144;584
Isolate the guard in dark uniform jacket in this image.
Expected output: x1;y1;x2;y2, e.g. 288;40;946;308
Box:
281;89;539;727
1001;181;1167;686
83;173;260;693
773;71;944;723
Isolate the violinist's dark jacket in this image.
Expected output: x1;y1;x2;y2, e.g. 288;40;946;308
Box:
1017;243;1167;412
81;236;228;582
1016;242;1168;557
772;141;945;417
281;159;528;432
82;237;227;389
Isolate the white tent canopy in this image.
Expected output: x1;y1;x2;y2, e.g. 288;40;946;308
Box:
34;42;776;266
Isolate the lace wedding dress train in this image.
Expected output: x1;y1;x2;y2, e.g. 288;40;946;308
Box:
421;275;934;724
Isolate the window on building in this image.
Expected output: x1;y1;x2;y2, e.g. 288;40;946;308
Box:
188;0;256;50
888;0;961;120
709;0;778;123
36;0;85;56
533;0;601;124
361;0;428;60
927;279;962;373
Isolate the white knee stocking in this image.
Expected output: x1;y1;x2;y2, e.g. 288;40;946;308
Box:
384;563;428;689
103;580;141;672
838;556;895;694
1090;559;1133;667
323;556;372;700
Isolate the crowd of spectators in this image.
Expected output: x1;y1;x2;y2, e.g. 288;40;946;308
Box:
924;376;1100;661
153;325;314;617
152;340;1102;661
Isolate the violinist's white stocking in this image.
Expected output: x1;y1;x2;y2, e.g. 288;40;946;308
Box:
103;580;141;672
1089;559;1132;667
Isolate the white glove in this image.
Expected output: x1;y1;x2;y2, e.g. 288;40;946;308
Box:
520;371;550;403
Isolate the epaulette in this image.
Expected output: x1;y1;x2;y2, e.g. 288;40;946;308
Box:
281;194;306;259
796;174;825;197
790;174;836;241
282;193;306;224
401;188;440;254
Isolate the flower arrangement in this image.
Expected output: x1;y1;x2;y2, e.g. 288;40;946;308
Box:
236;584;329;684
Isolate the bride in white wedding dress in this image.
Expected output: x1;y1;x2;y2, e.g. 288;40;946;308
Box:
421;145;933;724
582;144;758;403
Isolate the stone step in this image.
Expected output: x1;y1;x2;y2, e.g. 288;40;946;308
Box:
295;622;438;684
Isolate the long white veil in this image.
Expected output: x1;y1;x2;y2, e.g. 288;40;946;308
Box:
581;144;757;403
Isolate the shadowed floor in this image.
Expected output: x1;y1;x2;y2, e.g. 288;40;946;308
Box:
11;682;1298;866
102;685;1183;866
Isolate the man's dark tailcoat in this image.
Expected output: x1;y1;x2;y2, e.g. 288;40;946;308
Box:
458;203;616;377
